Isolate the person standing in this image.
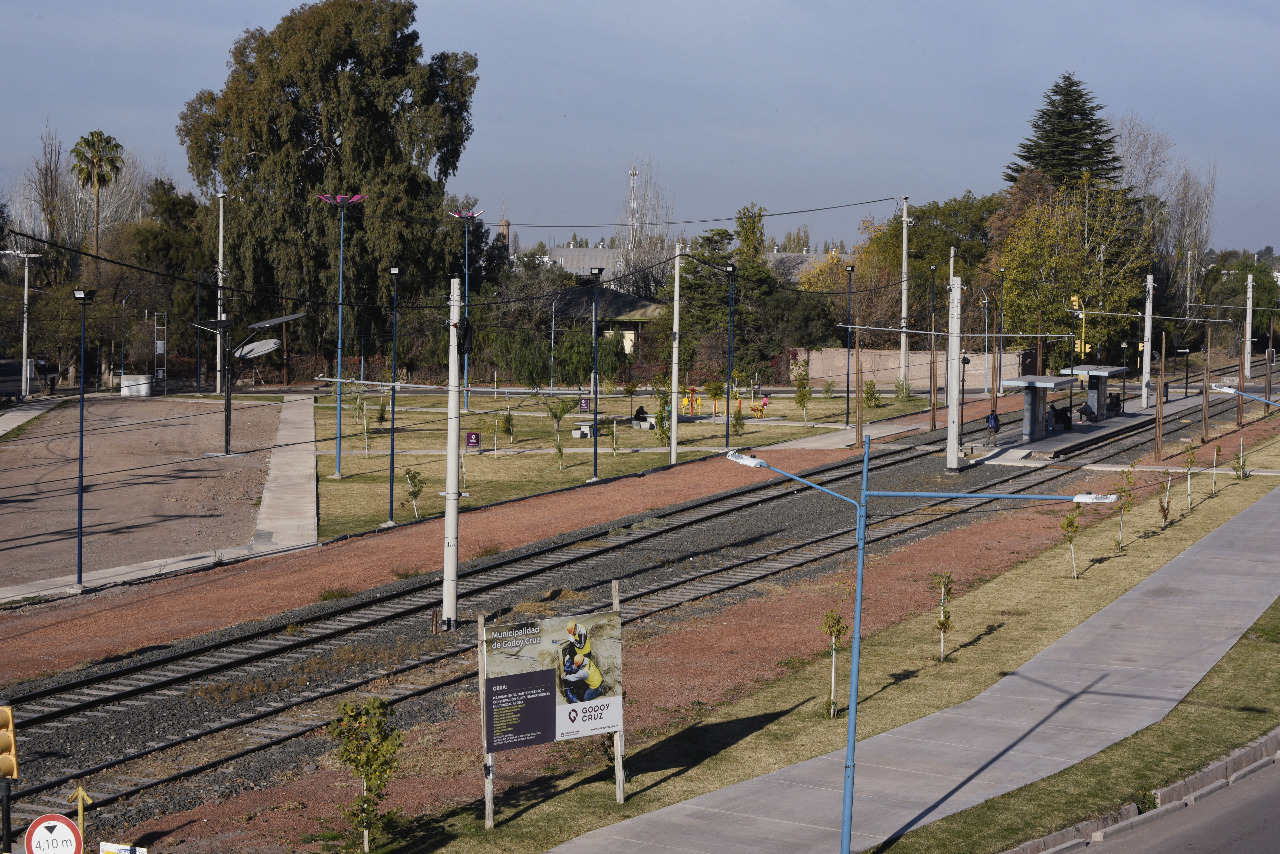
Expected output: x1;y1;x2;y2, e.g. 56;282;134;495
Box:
986;410;999;446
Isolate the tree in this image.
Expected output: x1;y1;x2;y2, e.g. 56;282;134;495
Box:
1005;73;1120;186
177;0;478;356
614;159;674;299
930;572;953;661
1061;505;1081;579
71;130;124;254
821;609;848;718
792;358;812;423
1001;175;1154;368
329;698;403;853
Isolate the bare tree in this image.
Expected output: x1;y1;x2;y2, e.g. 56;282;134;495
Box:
1117;111;1173;200
613;159;674;299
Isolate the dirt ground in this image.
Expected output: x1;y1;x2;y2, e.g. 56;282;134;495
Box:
0;396;280;587
6;397;1277;852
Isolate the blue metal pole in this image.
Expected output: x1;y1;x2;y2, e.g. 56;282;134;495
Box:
388;270;398;525
77;301;87;588
335;203;346;478
463;217;470;411
839;436;872;854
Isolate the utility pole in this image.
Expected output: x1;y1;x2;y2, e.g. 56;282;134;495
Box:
0;251;38;398
216;192;226;393
1141;274;1154;409
899;196;911;388
1245;274;1254;379
442;276;462;631
946;275;963;470
845;265;854;428
929;265;937;432
670;247;681;465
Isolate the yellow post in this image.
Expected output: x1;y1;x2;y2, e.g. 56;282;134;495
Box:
68;784;93;838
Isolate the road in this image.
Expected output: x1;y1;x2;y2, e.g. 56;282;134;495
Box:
1086;761;1280;853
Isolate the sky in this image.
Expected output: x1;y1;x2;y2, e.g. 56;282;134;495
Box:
2;0;1277;254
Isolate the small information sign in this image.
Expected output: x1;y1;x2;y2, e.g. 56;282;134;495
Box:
579;397;590;412
24;814;82;854
465;431;480;449
100;845;148;854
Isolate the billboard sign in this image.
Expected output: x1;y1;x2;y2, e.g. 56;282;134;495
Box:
481;611;622;753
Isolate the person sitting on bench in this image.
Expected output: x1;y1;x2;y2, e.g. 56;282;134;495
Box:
633;405;648;421
1077;401;1095;423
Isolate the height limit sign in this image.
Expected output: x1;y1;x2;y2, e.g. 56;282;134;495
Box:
25;814;82;854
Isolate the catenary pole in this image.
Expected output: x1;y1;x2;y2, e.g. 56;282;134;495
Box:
1141;275;1154;409
1245;274;1254;380
670;247;682;465
946;273;963;470
443;277;462;630
386;267;399;527
899;196;910;387
845;265;854;428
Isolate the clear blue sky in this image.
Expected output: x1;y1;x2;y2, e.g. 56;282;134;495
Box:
2;1;1275;253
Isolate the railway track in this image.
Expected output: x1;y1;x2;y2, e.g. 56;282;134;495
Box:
0;386;1252;830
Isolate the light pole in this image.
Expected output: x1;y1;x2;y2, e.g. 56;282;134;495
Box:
385;267;400;527
726;444;1115;854
725;263;736;450
72;288;97;590
929;265;938;432
319;193;367;478
845;265;854;428
448;208;483;410
590;267;604;482
1178;348;1190;398
997;267;1006;395
980;289;990;395
1;251;39;398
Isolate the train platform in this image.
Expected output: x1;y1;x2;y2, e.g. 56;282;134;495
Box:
551;481;1280;854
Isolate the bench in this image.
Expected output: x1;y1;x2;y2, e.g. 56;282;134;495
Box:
630;414;657;430
571;421;597;439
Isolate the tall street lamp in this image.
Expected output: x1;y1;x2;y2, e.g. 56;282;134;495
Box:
448;208;483;410
385;267;401;527
590;267;604;482
1;251;39;398
727;444;1115;854
72;288;97;590
845;265;854;428
319;193;367;478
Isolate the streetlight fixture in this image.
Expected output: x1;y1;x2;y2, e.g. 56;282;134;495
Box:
72;288;97;591
845;265;854;428
385;267;400;527
448;208;483;410
318;193;368;478
726;444;1114;854
589;267;604;482
192;312;304;456
1;251;39;398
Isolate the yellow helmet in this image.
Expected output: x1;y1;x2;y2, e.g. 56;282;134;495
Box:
566;621;577;635
573;654;584;667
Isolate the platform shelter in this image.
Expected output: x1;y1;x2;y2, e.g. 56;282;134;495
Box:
1059;365;1128;422
1004;375;1077;442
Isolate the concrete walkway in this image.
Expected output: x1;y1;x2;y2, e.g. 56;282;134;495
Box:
0;396;62;436
0;395;317;603
553;484;1280;853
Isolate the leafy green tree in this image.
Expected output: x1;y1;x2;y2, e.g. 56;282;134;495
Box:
1002;175;1154;367
792;359;812;423
329;698;403;853
71;130;124;254
1061;504;1081;579
177;0;478;353
1005;73;1120;185
930;572;954;661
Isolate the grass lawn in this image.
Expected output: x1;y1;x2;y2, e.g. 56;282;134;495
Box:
377;466;1280;853
313;390;875;540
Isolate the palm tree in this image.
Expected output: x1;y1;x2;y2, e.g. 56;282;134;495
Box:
71;130;124;254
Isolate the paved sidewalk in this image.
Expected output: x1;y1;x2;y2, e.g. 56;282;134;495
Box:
0;396;62;436
553;484;1280;853
0;395;318;603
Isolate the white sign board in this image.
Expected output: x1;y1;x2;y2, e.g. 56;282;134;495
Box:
100;845;148;854
482;611;622;752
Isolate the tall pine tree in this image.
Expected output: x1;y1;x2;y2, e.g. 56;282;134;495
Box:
1005;73;1120;186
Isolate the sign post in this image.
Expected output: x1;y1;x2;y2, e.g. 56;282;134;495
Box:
478;606;625;825
66;787;92;840
23;814;81;854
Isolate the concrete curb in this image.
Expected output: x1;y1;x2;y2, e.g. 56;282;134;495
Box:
1001;724;1280;853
